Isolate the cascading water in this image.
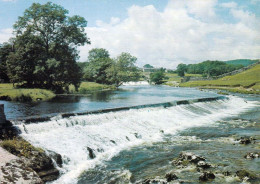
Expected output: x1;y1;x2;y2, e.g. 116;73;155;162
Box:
14;95;258;184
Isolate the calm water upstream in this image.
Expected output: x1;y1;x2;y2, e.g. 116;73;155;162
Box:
1;85;219;120
5;85;260;183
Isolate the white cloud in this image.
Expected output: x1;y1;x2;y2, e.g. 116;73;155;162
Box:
79;0;260;68
1;0;16;2
0;28;13;43
220;2;237;9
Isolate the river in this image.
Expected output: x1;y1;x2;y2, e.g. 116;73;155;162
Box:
3;85;260;183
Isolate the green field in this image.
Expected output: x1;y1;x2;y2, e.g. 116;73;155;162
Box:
180;64;260;94
0;83;56;102
69;82;116;94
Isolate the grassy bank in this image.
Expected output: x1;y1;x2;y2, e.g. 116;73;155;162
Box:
179;64;260;94
69;82;116;94
0;84;56;102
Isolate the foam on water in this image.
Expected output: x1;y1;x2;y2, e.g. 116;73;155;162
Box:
15;96;258;184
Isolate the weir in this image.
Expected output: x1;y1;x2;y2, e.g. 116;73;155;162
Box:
12;96;227;124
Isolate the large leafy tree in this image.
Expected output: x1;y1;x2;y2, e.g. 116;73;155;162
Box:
108;52;141;87
7;2;90;92
83;48;113;84
0;43;12;82
83;50;141;87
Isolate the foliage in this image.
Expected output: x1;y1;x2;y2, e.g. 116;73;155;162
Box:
0;43;12;82
176;63;187;77
0;137;44;158
180;64;260;94
186;60;243;77
150;69;168;85
6;2;90;93
83;49;141;87
0;83;55;102
143;64;154;68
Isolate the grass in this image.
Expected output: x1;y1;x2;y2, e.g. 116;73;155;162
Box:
180;64;260;94
0;137;44;158
0;83;56;102
69;82;116;94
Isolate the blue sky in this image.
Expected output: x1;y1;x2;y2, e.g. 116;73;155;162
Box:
0;0;259;68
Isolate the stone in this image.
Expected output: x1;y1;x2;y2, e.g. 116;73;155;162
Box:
237;137;256;144
236;170;257;180
139;178;167;184
87;147;96;159
199;172;215;181
0;159;43;184
22;151;60;182
173;152;206;167
197;161;211;169
165;171;178;182
47;150;63;167
244;152;259;159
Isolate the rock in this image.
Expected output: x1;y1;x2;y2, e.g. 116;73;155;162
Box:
134;133;142;139
244;152;259;159
237;137;256;144
223;171;231;176
173;152;206;167
87;147;96;159
236;170;257;180
165;171;178;182
199;172;215;181
126;136;130;141
110;140;116;144
139;178;167;184
0;159;43;184
197;161;211;169
47;150;63;167
22;151;60;182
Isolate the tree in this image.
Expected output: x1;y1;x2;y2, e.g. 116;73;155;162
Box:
150;68;167;85
0;43;12;82
176;63;187;77
83;50;141;87
143;64;154;68
83;48;113;84
109;52;141;87
6;2;90;92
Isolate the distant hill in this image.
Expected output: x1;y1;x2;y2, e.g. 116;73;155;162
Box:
225;59;259;66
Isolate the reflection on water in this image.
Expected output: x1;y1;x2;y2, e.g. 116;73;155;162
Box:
0;85;220;120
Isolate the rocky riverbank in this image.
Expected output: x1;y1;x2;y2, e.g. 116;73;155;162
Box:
0;121;62;183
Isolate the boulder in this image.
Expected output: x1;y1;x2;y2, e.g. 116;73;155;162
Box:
47;150;63;167
22;151;60;182
173;152;206;167
244;152;259;159
197;161;211;169
87;147;96;159
237;137;256;144
199;172;215;181
236;170;257;180
139;178;167;184
0;159;43;184
165;171;178;182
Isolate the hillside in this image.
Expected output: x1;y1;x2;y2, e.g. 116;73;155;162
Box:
180;64;260;94
225;59;259;66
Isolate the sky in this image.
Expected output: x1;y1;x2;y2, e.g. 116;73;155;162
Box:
0;0;259;69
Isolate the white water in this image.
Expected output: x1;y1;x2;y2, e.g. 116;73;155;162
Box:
15;96;258;184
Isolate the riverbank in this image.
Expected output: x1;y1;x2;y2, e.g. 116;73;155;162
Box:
0;121;62;183
0;82;116;102
0;83;56;102
179;64;260;94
